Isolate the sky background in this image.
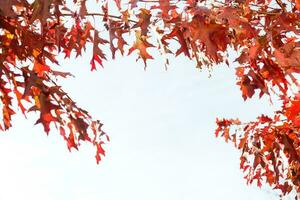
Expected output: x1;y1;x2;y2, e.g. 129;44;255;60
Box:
0;1;288;198
0;49;286;200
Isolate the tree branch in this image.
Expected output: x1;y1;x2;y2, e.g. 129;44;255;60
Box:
60;13;138;23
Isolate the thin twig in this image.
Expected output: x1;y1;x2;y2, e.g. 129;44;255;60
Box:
60;13;138;23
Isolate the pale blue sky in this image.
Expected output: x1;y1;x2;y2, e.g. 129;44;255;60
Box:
0;51;283;199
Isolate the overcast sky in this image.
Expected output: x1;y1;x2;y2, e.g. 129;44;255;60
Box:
0;2;287;199
0;46;286;200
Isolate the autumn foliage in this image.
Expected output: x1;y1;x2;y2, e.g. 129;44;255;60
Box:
1;0;300;198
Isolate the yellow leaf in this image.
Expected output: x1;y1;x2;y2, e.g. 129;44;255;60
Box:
5;32;14;39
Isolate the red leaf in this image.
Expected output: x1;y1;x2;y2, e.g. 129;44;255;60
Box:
95;142;105;164
67;132;78;151
132;9;151;36
90;54;103;71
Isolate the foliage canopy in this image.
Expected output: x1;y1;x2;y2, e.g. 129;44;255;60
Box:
1;0;300;198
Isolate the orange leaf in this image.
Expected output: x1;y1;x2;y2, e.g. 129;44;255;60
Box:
296;0;300;10
33;61;50;77
128;30;154;68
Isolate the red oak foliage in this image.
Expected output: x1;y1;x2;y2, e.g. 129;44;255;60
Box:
1;0;300;198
